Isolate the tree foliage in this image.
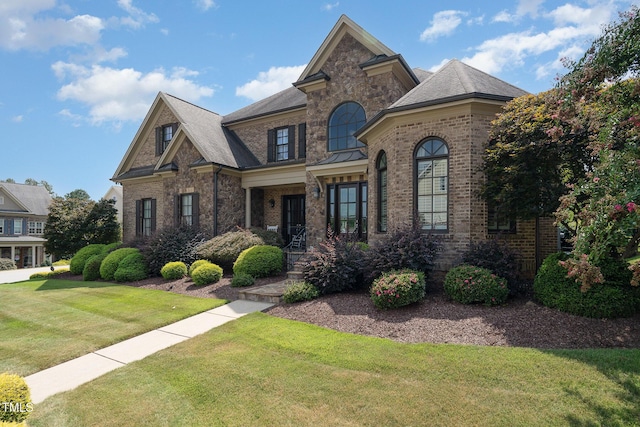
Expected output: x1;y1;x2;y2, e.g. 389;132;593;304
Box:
44;194;120;259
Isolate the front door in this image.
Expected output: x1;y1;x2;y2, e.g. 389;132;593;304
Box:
282;195;305;245
327;182;367;240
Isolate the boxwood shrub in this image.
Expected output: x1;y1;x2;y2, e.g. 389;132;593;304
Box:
191;263;223;286
69;244;106;275
444;264;508;306
160;261;188;280
113;251;148;282
461;239;521;292
0;373;31;423
82;252;108;281
233;245;283;278
188;259;212;276
283;281;320;304
100;247;139;281
231;273;255;288
533;252;639;318
370;269;425;309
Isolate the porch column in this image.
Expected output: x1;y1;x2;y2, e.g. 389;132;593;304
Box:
31;245;36;267
245;187;251;228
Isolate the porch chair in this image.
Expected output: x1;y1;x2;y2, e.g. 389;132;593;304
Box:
266;225;278;232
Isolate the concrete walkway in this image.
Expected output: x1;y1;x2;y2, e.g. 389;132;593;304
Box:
0;268;273;404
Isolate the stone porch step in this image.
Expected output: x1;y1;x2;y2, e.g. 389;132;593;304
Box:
237;281;289;304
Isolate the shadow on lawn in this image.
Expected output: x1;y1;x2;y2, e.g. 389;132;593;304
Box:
35;279;120;291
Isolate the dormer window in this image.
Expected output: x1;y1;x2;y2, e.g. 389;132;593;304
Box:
328;102;366;151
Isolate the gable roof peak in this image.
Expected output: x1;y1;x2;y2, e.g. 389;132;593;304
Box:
298;14;395;82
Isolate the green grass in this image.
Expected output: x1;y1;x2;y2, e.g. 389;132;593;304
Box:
0;279;226;376
30;313;640;427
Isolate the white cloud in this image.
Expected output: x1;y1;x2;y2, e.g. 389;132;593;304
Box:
11;115;23;123
323;2;340;11
236;65;306;101
516;0;544;18
194;0;216;11
115;0;159;29
53;62;214;125
492;10;514;23
462;2;615;76
428;58;451;73
420;10;467;42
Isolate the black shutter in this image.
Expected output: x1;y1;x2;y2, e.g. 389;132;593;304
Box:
192;193;200;228
150;199;157;233
267;129;275;162
288;125;296;160
171;123;179;136
135;200;142;236
298;123;306;159
174;195;181;227
155;127;162;156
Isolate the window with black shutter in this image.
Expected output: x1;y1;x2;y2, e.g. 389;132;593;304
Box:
136;198;156;236
298;123;306;159
175;193;199;227
155;123;178;156
268;126;296;162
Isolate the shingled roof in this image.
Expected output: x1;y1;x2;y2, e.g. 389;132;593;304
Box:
222;86;307;125
0;182;51;215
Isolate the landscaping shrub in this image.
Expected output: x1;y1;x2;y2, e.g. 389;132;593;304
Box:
82;253;108;281
197;229;264;272
461;239;521;291
100;247;139;281
534;252;639;318
370;269;426;310
303;231;366;295
231;273;255;288
189;259;212;276
283;281;320;303
69;244;106;275
29;269;69;280
444;264;509;306
191;263;223;286
139;226;208;276
233;245;283;278
0;373;31;423
113;251;148;282
0;258;16;271
364;221;441;284
52;259;70;266
160;261;188;280
250;227;284;247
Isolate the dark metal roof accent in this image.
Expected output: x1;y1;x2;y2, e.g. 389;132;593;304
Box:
157;162;178;172
292;70;331;87
312;149;367;166
114;165;155;180
359;54;421;86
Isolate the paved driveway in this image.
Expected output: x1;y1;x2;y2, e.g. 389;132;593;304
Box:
0;266;61;284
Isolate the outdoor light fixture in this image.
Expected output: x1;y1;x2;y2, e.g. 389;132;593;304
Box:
312;186;321;199
269;198;275;208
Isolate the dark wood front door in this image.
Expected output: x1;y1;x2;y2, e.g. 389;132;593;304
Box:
282;195;305;245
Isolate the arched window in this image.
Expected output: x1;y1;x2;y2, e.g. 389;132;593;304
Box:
377;151;388;232
328;102;366;151
415;138;448;231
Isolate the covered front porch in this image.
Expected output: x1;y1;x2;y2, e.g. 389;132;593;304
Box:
0;236;49;268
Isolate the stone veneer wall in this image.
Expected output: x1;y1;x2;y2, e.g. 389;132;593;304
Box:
121;179;164;242
131;105;178;169
304;33;411;246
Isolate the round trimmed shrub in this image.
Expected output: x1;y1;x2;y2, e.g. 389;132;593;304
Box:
114;251;148;282
160;261;188;280
197;229;264;271
82;252;108;281
70;244;105;275
191;263;223;286
189;259;212;276
0;373;32;423
534;252;638;318
100;247;139;281
370;269;425;309
231;273;255;288
249;227;284;247
0;258;17;271
233;245;283;278
283;281;320;304
444;264;508;306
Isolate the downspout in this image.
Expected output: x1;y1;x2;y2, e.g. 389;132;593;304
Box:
213;164;223;236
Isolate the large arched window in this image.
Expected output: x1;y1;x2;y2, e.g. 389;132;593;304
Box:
328;102;366;151
415;138;448;231
377;151;388;232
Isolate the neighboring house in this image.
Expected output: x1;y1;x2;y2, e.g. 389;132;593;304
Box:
103;185;124;236
0;182;52;268
112;15;557;276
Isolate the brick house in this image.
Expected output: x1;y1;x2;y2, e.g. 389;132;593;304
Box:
112;15;557;275
0;182;52;268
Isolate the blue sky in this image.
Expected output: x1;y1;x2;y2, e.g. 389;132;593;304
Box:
1;0;637;200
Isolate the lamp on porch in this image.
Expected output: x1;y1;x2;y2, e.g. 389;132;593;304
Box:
268;198;275;208
312;186;321;199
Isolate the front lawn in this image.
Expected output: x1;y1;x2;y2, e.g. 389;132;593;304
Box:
30;313;640;427
0;279;225;376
